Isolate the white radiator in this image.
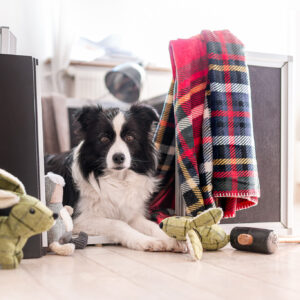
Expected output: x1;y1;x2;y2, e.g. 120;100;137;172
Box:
67;64;171;101
67;67;109;100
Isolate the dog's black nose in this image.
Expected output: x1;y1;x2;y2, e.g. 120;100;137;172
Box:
53;213;58;220
112;153;125;165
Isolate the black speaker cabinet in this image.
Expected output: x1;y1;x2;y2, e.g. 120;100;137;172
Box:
0;54;45;258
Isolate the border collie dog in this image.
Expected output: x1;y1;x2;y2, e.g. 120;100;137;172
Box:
45;104;185;252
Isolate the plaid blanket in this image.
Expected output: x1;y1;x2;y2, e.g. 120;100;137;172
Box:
153;30;260;218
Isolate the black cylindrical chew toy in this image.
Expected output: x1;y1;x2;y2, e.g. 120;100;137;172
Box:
230;227;278;254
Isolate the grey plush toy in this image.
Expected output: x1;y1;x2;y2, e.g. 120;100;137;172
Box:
45;172;88;255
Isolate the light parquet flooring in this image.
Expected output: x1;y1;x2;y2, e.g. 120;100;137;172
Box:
1;204;300;300
1;242;300;300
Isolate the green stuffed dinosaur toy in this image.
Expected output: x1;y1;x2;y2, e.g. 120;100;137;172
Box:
159;208;229;261
0;169;55;269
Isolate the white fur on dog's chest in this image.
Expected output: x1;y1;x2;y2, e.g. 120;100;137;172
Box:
72;157;157;234
95;170;155;221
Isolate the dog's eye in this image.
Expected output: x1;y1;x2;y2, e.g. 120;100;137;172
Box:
100;136;110;143
125;135;134;142
29;208;35;214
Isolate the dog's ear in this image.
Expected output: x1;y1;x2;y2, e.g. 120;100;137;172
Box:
74;105;103;135
129;104;159;128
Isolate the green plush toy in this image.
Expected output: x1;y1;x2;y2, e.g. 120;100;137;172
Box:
0;169;55;269
159;208;229;261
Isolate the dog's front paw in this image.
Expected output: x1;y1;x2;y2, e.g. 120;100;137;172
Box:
172;240;188;253
161;238;188;253
127;238;166;252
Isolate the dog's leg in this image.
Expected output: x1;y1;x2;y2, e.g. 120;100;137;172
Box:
74;217;171;252
129;215;187;253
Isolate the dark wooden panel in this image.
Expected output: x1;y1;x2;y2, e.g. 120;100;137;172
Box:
222;65;281;224
0;54;42;258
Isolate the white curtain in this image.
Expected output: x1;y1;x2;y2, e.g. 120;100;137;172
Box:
51;0;78;93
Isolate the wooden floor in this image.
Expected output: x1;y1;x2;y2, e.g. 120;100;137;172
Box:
2;204;300;300
1;242;300;300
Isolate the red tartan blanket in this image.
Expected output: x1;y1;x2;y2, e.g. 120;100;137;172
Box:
151;30;260;220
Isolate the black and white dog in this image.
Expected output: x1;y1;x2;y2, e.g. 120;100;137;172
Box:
45;104;185;252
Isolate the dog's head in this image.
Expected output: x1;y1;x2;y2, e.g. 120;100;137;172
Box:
75;104;159;178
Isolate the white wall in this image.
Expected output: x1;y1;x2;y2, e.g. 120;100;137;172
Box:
0;0;52;60
290;10;300;192
71;0;293;66
0;0;296;66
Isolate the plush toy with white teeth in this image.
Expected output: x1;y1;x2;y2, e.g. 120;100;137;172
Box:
45;172;88;255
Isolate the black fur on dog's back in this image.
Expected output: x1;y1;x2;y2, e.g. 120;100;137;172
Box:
45;151;79;208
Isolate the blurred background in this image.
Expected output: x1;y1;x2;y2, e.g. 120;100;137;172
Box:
1;0;300;222
1;0;299;95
